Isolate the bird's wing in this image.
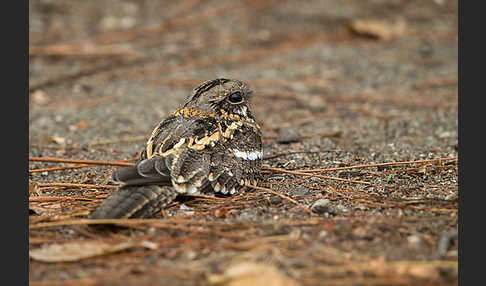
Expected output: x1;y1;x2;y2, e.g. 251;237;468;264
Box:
112;115;218;193
111;114;262;196
206;122;263;195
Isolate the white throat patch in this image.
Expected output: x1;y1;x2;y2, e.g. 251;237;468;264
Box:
235;106;248;117
232;149;263;161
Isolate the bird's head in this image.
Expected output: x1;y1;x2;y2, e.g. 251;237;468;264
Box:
183;78;254;119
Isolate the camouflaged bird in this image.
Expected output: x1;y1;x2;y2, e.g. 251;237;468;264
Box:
89;78;263;219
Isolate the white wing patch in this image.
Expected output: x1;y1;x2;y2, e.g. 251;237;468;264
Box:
232;149;263;160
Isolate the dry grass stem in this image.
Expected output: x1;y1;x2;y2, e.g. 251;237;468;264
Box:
29;157;135;167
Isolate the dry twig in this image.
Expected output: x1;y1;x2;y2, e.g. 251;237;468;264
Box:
249;184;315;216
29;157;135;167
414;78;458;89
265;167;373;185
36;182;117;189
29;44;136;57
298;157;457;173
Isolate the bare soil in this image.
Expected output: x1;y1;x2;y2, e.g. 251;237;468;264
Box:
29;1;458;285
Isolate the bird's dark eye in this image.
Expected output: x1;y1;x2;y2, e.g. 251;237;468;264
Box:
228;92;243;104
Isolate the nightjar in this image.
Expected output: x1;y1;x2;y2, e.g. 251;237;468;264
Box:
89;78;263;219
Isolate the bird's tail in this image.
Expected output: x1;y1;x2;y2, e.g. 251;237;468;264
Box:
88;185;177;219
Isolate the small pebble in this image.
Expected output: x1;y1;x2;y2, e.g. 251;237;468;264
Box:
270;196;283;205
179;204;192;210
310;199;331;214
437;229;458;257
407;235;422;247
276;129;301;144
318;230;328;238
179;204;194;214
335;205;349;215
338;171;361;178
444;193;458;201
290;188;313;196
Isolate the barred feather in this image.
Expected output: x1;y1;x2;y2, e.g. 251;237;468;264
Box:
89;79;262;219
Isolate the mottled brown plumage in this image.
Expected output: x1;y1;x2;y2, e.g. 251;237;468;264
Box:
89;79;263;219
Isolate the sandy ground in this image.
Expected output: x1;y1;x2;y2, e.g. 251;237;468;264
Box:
29;1;458;285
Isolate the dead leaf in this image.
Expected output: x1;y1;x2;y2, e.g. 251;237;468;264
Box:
69;120;90;131
368;258;442;280
214;208;228;218
29;43;137;57
29;240;157;262
208;262;300;286
53;136;66;145
395;263;440;280
29;181;41;196
31;90;49;105
348;18;406;41
139;240;158;250
29;202;62;216
44;136;67;145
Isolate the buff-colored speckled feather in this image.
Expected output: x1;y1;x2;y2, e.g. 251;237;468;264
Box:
89;79;262;219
